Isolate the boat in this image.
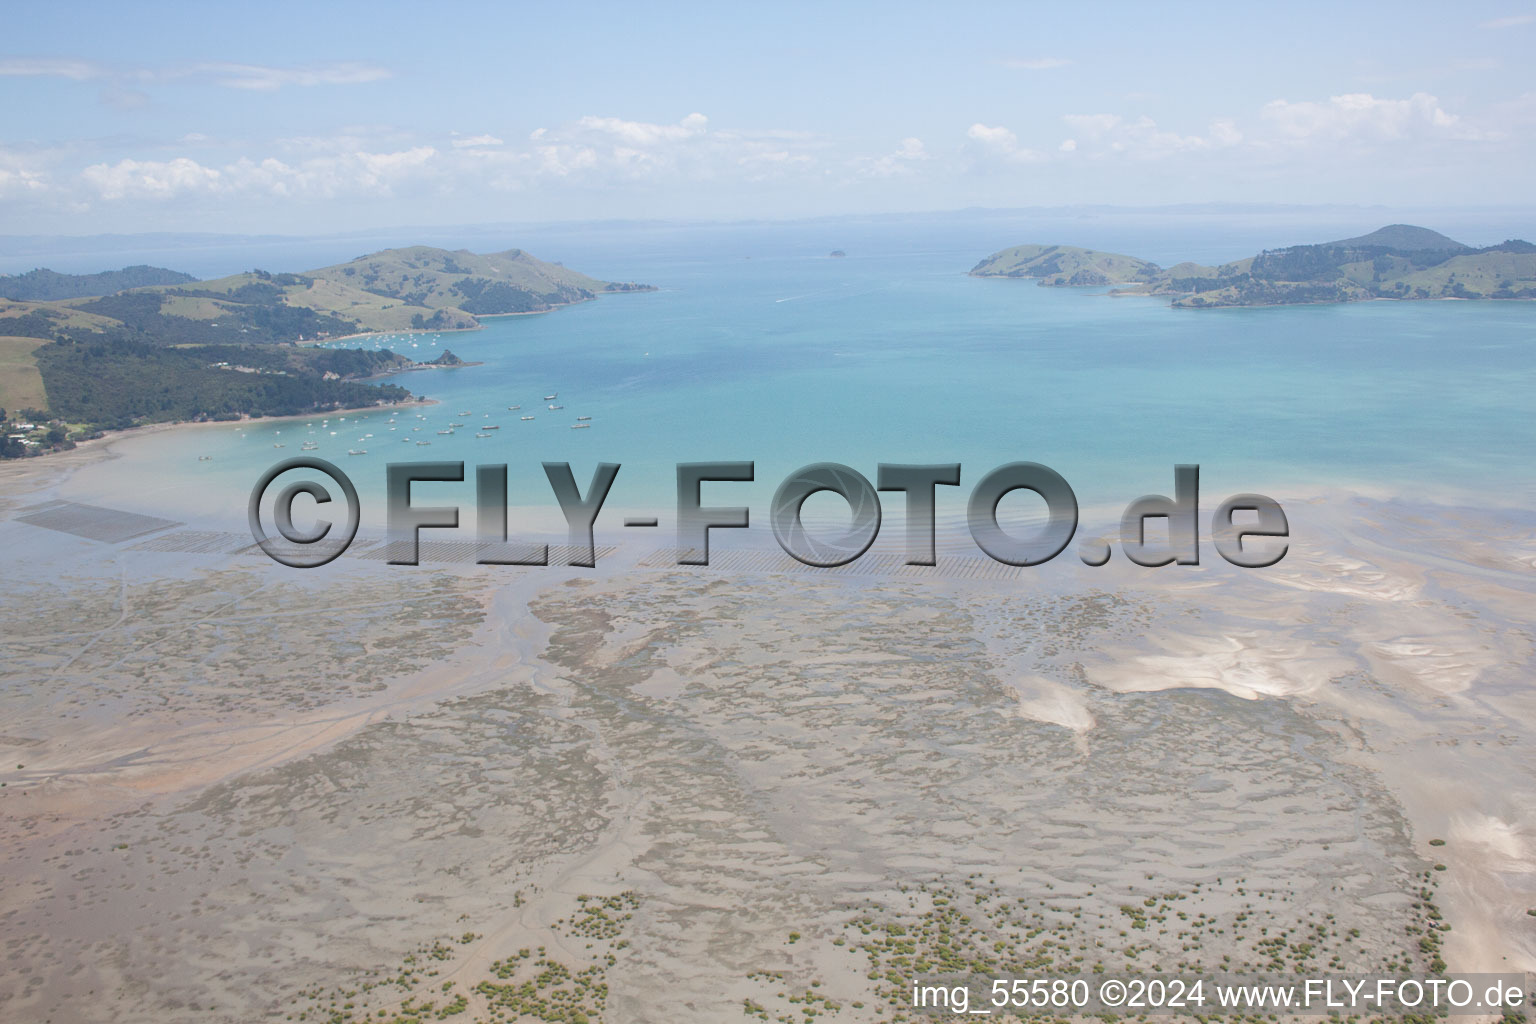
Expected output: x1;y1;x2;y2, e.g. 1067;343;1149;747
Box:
483;424;500;430
458;410;472;416
507;405;521;411
449;422;464;427
197;455;213;461
544;393;558;400
437;429;454;435
416;440;432;446
575;416;591;421
571;424;590;430
273;443;285;448
520;415;535;421
348;449;367;455
475;432;492;438
548;404;563;410
300;443;319;451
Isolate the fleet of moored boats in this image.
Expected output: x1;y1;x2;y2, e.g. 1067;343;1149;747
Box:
207;388;595;460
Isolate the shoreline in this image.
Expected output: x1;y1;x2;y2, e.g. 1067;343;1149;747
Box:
7;287;648;460
3;419;1534;1006
0;395;435;475
975;273;1536;308
3;472;1533;991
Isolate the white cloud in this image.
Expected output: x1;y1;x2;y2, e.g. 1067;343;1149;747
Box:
79;146;440;201
81;157;223;200
1002;57;1071;70
1058;113;1210;158
737;149;812;169
1261;92;1492;143
533;143;598;178
573;112;708;145
451;134;505;149
0;168;48;197
859;137;929;178
972;92;1494;172
1477;13;1534;27
967;123;1042;163
1208;118;1243;146
968;123;1017;147
192;61;392;91
1061;113;1123;139
274;126;418;156
0;57;104;80
508;112;825;187
0;56;391;92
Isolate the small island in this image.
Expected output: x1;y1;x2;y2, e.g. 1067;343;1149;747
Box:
389;348;483;374
970;225;1536;307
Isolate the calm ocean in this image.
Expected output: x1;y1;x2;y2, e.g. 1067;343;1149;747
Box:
52;214;1536;526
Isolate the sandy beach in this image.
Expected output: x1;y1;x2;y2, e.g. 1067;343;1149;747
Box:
2;442;1533;1023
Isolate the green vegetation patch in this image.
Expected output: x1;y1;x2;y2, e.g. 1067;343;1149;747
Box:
0;336;48;413
288;893;639;1024
34;339;413;429
971;226;1536;307
0;264;197;302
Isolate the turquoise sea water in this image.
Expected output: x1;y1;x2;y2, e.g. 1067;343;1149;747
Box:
62;220;1536;530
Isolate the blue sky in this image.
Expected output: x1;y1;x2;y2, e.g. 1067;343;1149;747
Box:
3;0;1534;233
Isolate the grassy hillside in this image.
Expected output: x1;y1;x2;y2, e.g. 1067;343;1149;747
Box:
0;245;654;449
1;246;654;348
309;246;651;318
0;336;48;413
1327;224;1470;252
969;245;1162;286
971;226;1536;307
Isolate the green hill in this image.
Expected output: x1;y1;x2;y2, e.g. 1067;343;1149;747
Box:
0;265;197;301
1326;225;1470;252
309;245;652;320
0;246;654;347
971;226;1536;307
969;244;1162;286
0;245;655;448
32;342;415;430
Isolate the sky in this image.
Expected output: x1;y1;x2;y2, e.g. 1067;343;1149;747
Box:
3;0;1535;235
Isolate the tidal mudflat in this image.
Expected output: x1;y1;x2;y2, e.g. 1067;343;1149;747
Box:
1;442;1533;1023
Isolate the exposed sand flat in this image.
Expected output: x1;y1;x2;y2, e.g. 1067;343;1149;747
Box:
1;461;1533;1021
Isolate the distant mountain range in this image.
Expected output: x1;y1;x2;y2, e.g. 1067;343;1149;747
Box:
969;225;1536;306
